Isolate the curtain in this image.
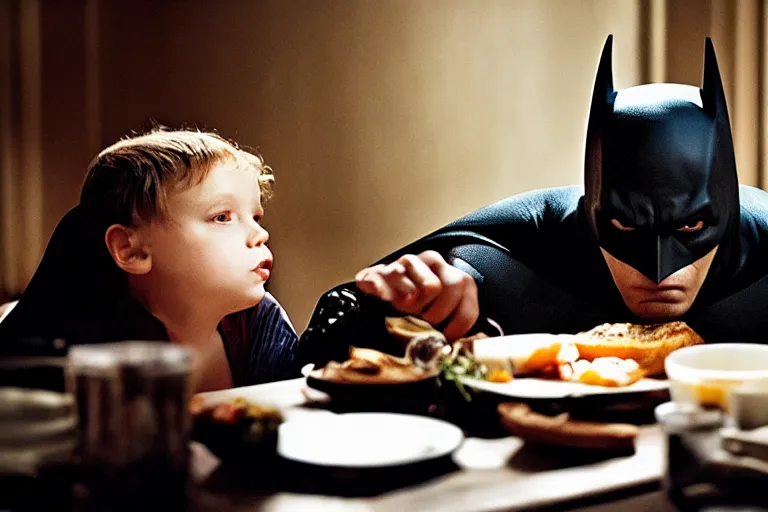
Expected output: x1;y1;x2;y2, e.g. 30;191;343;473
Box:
0;0;99;301
641;0;766;188
0;0;43;300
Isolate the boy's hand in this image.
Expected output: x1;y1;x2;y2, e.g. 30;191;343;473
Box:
355;251;479;340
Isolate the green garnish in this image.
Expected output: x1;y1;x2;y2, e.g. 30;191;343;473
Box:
439;343;488;401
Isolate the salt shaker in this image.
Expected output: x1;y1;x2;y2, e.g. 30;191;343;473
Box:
729;380;768;431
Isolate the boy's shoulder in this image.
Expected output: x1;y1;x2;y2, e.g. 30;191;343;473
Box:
223;293;295;335
219;294;298;386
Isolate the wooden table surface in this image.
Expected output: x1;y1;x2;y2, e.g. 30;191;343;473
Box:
190;378;672;512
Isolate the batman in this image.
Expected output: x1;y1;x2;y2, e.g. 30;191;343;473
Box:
298;36;768;366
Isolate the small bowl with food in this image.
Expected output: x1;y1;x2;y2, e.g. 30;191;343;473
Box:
665;343;768;410
306;346;442;413
189;395;284;464
306;317;455;412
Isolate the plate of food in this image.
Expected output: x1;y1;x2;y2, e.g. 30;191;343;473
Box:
305;316;450;409
306;346;442;410
454;321;703;400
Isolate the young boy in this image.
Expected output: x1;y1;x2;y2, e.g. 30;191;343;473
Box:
0;128;298;391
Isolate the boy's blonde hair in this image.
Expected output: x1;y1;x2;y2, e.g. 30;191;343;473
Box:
81;127;274;226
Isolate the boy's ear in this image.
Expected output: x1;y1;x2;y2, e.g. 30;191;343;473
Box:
104;224;152;275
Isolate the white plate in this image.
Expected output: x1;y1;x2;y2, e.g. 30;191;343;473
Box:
460;376;669;399
277;413;464;468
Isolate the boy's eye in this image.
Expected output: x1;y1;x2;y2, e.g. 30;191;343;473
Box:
677;220;705;233
213;212;232;223
610;218;636;232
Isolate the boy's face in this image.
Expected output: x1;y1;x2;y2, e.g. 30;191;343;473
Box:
140;159;272;315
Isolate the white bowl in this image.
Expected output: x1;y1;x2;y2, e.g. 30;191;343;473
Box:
665;343;768;409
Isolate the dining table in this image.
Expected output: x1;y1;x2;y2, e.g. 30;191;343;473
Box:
189;377;680;512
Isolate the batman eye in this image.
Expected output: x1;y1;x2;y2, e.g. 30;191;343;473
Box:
610;218;636;232
677;220;704;233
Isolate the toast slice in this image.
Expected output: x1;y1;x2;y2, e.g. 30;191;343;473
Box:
498;402;638;451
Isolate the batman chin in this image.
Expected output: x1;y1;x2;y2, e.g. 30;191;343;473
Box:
583;35;740;318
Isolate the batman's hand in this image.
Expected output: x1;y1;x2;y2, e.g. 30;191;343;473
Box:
354;250;479;340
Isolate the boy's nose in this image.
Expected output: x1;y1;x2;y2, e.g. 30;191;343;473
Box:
247;223;269;247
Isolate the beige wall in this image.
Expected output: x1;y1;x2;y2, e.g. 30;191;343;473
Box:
91;0;641;329
4;0;645;327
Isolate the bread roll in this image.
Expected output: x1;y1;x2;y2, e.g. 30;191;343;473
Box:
573;322;704;376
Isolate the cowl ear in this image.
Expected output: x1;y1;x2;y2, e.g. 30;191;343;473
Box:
584;35;616;230
701;37;727;120
587;35;615;131
585;35;616;153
